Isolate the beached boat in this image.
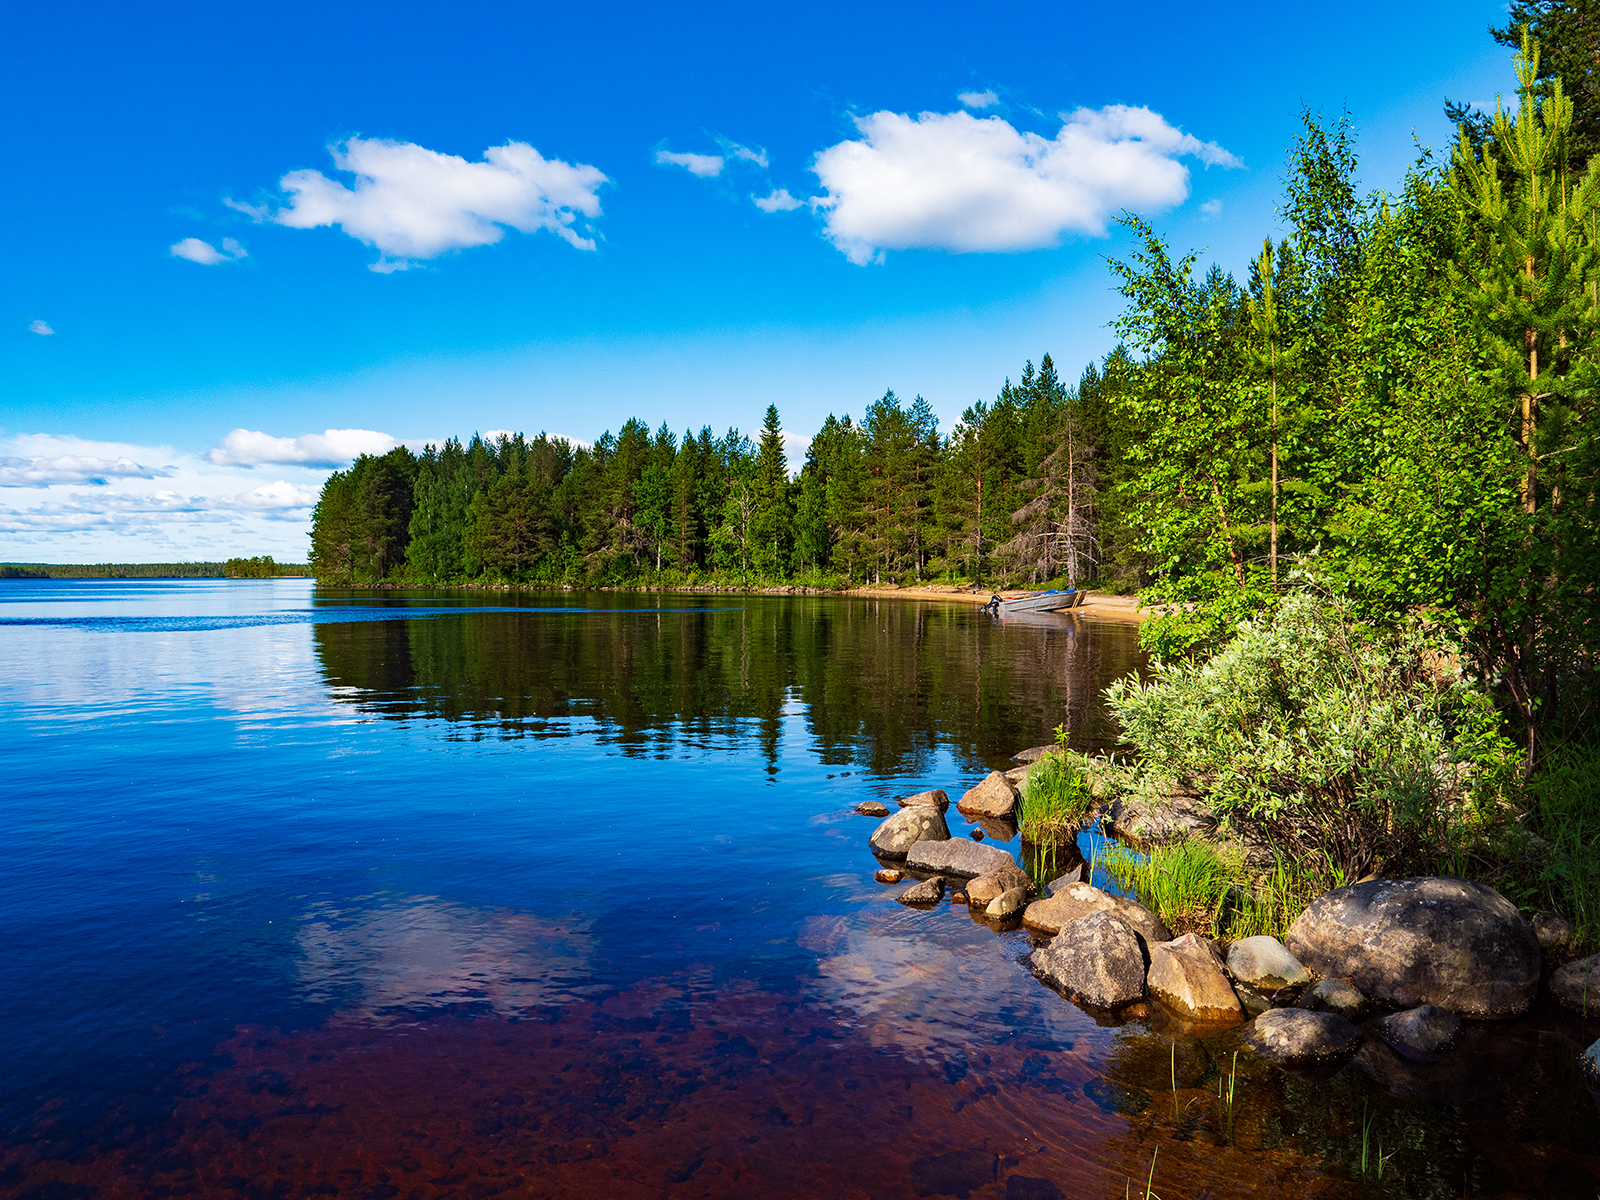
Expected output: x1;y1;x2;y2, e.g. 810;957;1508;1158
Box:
980;588;1082;617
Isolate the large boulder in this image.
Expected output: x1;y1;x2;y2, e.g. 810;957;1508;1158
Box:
869;807;950;859
1104;792;1216;845
1245;1008;1363;1071
897;788;950;812
1148;933;1244;1023
1226;936;1312;992
905;838;1016;879
1023;883;1170;948
958;771;1019;820
1028;911;1146;1009
1285;877;1540;1018
1549;954;1600;1015
965;863;1032;908
1370;1005;1461;1064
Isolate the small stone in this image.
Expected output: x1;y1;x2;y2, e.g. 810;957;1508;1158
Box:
1012;746;1057;763
896;788;950;811
950;890;969;905
898;876;946;906
986;886;1027;919
1226;936;1312;991
1534;912;1576;956
1148;933;1244;1023
856;800;890;817
966;863;1031;907
874;868;903;885
1297;978;1367;1021
869;807;950;859
1245;1008;1363;1071
1548;954;1600;1015
957;771;1019;820
970;828;985;841
1370;1005;1462;1063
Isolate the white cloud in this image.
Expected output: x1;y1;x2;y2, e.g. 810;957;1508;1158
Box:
215;480;322;510
720;139;769;167
235;137;608;272
1200;198;1223;218
809;106;1243;265
655;149;724;177
28;320;54;336
753;188;803;213
207;427;402;467
170;236;247;265
958;89;999;109
0;454;172;488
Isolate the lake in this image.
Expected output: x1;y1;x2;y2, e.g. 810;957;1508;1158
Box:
1;580;1595;1199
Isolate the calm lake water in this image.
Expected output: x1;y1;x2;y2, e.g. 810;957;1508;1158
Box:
1;580;1596;1200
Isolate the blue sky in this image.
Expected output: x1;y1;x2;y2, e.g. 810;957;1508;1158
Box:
4;0;1511;561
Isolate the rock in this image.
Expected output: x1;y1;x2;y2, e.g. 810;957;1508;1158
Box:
1297;978;1367;1021
1045;865;1084;893
1581;1039;1600;1091
950;889;969;905
957;771;1019;820
1245;1008;1363;1071
970;828;985;841
898;876;946;906
986;886;1028;919
1226;936;1312;992
1285;877;1541;1018
909;1149;996;1198
856;800;890;817
869;807;950;859
965;863;1032;908
1012;745;1058;764
897;788;950;812
1533;912;1576;956
1028;910;1147;1009
1004;765;1031;787
1370;1005;1462;1063
1148;933;1244;1023
1549;954;1600;1015
1104;792;1216;845
905;838;1016;879
874;868;903;884
1022;883;1171;950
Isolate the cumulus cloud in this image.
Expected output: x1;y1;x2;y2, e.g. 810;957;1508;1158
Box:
753;188;804;213
0;454;172;488
207;427;402;467
958;89;998;109
809;106;1242;264
170;236;247;265
234;137;608;272
28;320;54;336
655;149;724;177
215;480;322;510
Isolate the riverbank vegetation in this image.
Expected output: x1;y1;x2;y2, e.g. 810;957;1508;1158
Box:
309;11;1599;941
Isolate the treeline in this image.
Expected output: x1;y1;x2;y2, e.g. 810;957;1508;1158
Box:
310;364;1127;592
0;560;310;579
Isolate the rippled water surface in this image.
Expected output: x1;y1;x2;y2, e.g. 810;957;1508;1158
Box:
2;580;1596;1200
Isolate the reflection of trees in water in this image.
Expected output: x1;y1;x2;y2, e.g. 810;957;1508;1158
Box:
312;595;1146;776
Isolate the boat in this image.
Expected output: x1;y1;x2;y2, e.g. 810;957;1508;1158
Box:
980;588;1083;617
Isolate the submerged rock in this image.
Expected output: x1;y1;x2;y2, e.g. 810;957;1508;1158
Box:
1549;954;1600;1015
986;886;1028;919
1297;978;1368;1022
1285;877;1540;1018
869;807;950;860
1148;933;1244;1023
905;838;1016;879
1370;1005;1462;1063
1028;910;1147;1009
898;876;946;906
1245;1008;1363;1071
897;788;950;812
874;868;903;885
957;771;1019;820
966;864;1031;908
1226;936;1311;992
855;800;890;818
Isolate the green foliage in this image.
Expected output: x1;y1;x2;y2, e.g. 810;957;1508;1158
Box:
223;555;281;578
1017;751;1095;845
1101;837;1318;940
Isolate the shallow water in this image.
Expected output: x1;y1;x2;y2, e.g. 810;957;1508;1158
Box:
1;580;1595;1199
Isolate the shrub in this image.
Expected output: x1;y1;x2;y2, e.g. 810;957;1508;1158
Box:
1018;741;1096;846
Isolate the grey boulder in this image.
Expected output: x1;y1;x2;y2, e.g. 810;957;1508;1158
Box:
869;807;950;859
1012;745;1057;763
1285;877;1540;1018
1023;883;1170;949
898;876;946;906
897;788;950;812
1226;936;1311;992
1028;910;1146;1009
965;863;1031;908
1245;1008;1363;1071
1370;1005;1462;1063
905;838;1016;879
1148;933;1244;1023
986;886;1028;919
957;771;1019;820
1549;954;1600;1015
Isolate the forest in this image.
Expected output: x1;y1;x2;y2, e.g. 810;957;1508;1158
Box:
311;11;1598;765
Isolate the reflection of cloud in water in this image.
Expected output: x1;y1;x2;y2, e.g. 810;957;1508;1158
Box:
298;897;595;1020
799;906;1090;1065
